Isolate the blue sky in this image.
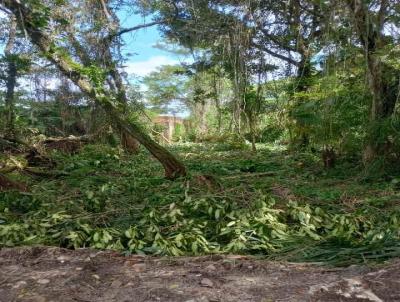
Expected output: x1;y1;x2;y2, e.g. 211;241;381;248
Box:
118;13;187;77
118;13;191;117
119;13;165;61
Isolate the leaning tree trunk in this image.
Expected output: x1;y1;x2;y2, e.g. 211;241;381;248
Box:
4;0;186;179
66;18;140;154
3;16;17;140
105;103;185;177
102;47;141;154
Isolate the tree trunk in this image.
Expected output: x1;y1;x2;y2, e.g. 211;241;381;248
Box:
102;48;141;153
363;55;398;161
121;130;140;153
199;100;208;138
66;6;140;154
249;118;257;152
4;60;17;139
290;55;312;148
4;0;186;179
4;16;17;140
212;74;223;134
347;0;398;161
216;105;222;134
105;103;186;178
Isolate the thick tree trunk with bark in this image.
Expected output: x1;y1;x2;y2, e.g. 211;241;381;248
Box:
107;105;186;178
3;0;186;179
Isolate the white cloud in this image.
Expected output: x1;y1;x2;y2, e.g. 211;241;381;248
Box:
123;55;179;77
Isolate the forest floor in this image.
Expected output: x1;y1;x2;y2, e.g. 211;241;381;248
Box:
1;142;400;301
1;246;400;302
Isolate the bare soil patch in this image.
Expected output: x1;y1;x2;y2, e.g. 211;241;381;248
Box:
0;247;399;302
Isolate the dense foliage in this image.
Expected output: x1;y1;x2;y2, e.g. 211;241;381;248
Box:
1;144;400;265
0;0;399;266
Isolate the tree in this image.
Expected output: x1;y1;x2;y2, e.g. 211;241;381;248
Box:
1;0;186;179
0;14;31;140
346;0;399;161
3;15;17;139
139;0;321;144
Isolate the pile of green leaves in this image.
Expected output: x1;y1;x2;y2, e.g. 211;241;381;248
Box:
0;144;399;266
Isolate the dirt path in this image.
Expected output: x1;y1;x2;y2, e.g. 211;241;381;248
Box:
0;247;399;302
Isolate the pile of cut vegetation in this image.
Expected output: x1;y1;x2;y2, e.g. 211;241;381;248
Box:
1;144;399;266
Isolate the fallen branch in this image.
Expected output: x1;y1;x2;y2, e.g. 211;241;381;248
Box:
42;135;91;143
0;164;67;179
0;136;26;152
23;167;69;178
0;173;28;192
25;149;55;168
0;166;17;174
1;154;66;179
41;129;108;154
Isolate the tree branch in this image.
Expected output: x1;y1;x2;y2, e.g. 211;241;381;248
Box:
2;0;187;179
252;42;299;66
0;6;11;14
258;28;297;52
103;20;166;43
105;0;179;41
112;20;165;38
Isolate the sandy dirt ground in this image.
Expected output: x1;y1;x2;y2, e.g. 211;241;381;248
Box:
0;247;399;302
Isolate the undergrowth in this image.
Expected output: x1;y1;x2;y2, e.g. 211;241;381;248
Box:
0;143;399;266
